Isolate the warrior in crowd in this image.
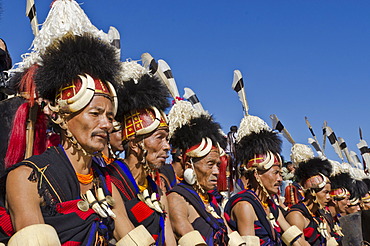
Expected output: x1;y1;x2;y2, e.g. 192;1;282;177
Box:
167;101;228;245
286;158;337;245
104;60;176;245
1;1;370;246
224;115;307;246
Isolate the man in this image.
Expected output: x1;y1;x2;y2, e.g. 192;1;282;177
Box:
104;60;176;245
167;103;229;245
327;172;352;244
286;158;338;245
0;1;155;244
0;32;153;244
361;178;370;210
224;115;306;246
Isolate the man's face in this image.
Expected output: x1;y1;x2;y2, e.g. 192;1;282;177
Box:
193;150;220;191
142;129;170;170
66;96;114;153
110;130;123;153
346;203;361;214
258;165;282;195
361;193;370;210
316;183;331;207
287;164;295;172
334;197;349;214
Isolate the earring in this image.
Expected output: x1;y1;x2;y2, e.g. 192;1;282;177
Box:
184;168;196;185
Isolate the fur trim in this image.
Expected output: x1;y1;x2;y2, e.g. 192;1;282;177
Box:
236;115;270;143
12;0;111;72
35;33;120;101
330;172;353;190
350;179;368;199
295;157;332;184
115;74;170;122
236;129;282;164
363;178;370;192
170;114;225;151
120;60;147;83
168;100;201;138
290;143;314;165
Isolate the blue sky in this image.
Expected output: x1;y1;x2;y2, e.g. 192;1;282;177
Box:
1;0;370;162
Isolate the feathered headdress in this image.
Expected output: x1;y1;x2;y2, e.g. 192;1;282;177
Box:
116;60;171;141
329;172;353;200
295;157;332;190
232;70;282;171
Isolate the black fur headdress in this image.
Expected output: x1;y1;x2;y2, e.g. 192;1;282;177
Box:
35;33;121;101
236;129;281;164
115;73;170;122
330;172;353;191
295;157;332;184
170;114;225;151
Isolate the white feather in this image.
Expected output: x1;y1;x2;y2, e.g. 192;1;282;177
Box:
232;70;249;115
270;114;295;145
183;87;205;113
158;59;180;98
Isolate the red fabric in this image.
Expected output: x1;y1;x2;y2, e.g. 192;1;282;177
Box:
33;107;47;156
217;155;228;191
5;103;47;169
4;103;28;168
62;241;81;246
19;64;39;107
0;207;14;236
56;200;95;220
303;227;314;238
130;201;154;223
47;133;61;147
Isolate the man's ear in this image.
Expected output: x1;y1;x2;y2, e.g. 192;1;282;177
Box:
129;139;141;155
184;159;193;170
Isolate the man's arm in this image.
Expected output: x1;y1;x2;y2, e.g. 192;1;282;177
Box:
6;165;44;231
167;192;194;239
285;211;310;245
231;201;256;236
111;184;135;240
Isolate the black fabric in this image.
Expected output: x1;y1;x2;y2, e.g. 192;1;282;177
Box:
169;183;228;245
224;189;281;245
105;159;166;246
1;146;115;245
288;203;325;246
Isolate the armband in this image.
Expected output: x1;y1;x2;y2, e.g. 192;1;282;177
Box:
178;230;207;246
326;236;339;246
228;231;245;246
8;224;61;246
241;235;260;245
116;225;155;246
281;225;303;246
